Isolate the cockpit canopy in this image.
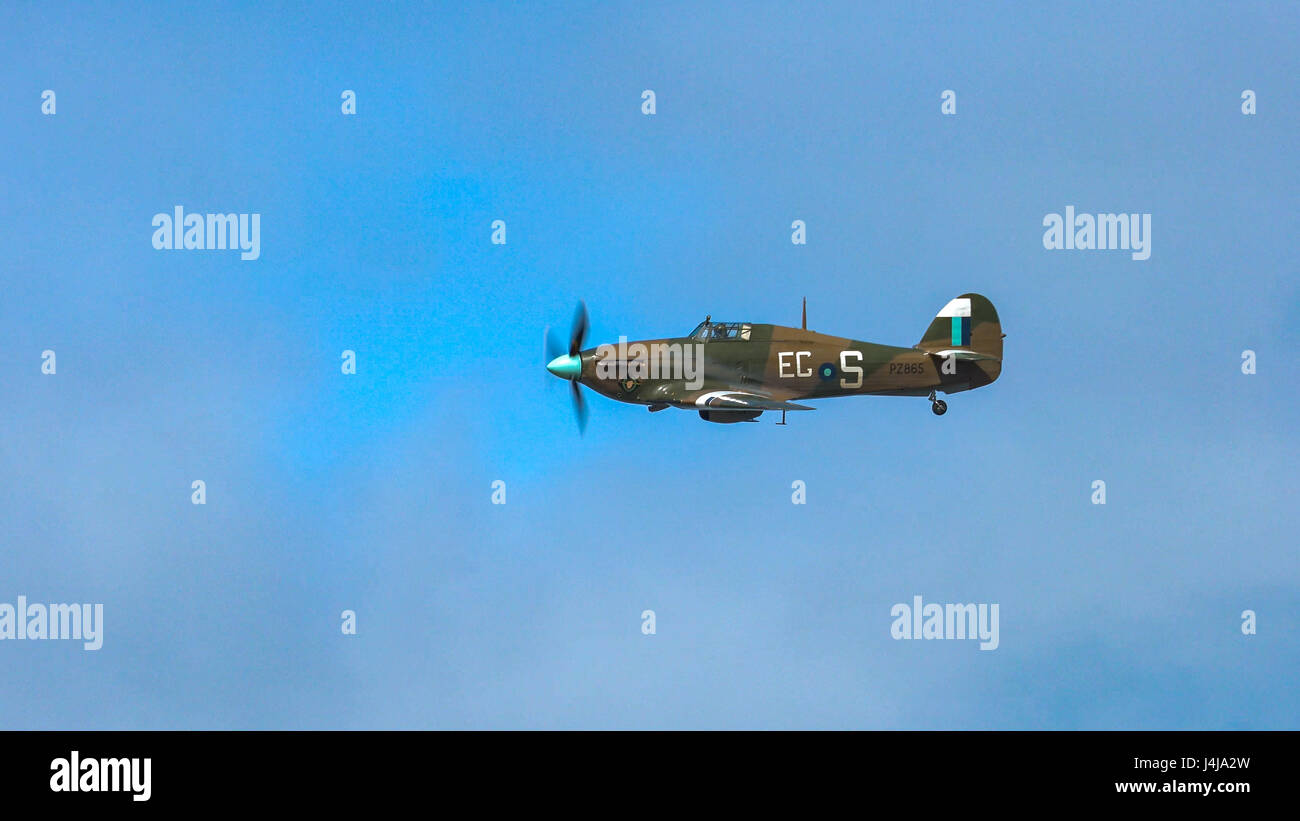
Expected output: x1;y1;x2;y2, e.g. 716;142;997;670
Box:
688;320;752;341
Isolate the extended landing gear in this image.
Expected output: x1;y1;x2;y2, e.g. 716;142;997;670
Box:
776;410;787;426
928;391;948;416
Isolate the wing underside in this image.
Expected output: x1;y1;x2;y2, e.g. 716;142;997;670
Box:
690;390;815;412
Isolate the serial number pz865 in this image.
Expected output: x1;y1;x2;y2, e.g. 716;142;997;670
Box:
888;362;926;375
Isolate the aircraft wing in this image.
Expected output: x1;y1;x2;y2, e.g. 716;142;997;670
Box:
692;390;815;412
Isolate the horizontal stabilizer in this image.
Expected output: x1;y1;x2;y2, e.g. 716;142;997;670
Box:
923;348;1002;363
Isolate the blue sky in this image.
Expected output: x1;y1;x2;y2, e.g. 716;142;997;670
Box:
0;1;1296;728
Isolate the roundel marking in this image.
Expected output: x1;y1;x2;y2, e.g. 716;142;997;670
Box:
818;362;837;381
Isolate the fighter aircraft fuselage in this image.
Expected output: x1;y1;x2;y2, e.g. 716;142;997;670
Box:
546;293;1003;423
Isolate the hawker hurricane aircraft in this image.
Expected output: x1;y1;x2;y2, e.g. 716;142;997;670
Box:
544;294;1003;428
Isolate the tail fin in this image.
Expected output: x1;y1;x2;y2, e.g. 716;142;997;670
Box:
917;293;1003;377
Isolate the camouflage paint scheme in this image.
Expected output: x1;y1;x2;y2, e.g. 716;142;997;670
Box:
557;293;1002;422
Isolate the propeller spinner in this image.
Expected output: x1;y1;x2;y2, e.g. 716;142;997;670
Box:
545;301;589;432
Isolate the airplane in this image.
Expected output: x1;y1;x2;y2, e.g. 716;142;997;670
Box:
544;293;1003;429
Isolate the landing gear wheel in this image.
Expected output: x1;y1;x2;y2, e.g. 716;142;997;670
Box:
931;399;948;416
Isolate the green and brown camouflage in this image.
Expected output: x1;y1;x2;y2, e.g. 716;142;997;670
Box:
546;293;1003;423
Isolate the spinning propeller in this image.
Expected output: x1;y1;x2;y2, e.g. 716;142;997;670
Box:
544;301;589;432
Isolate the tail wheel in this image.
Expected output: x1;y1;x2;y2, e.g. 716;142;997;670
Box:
931;399;948;416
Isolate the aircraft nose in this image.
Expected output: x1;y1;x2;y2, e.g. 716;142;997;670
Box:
546;354;582;379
